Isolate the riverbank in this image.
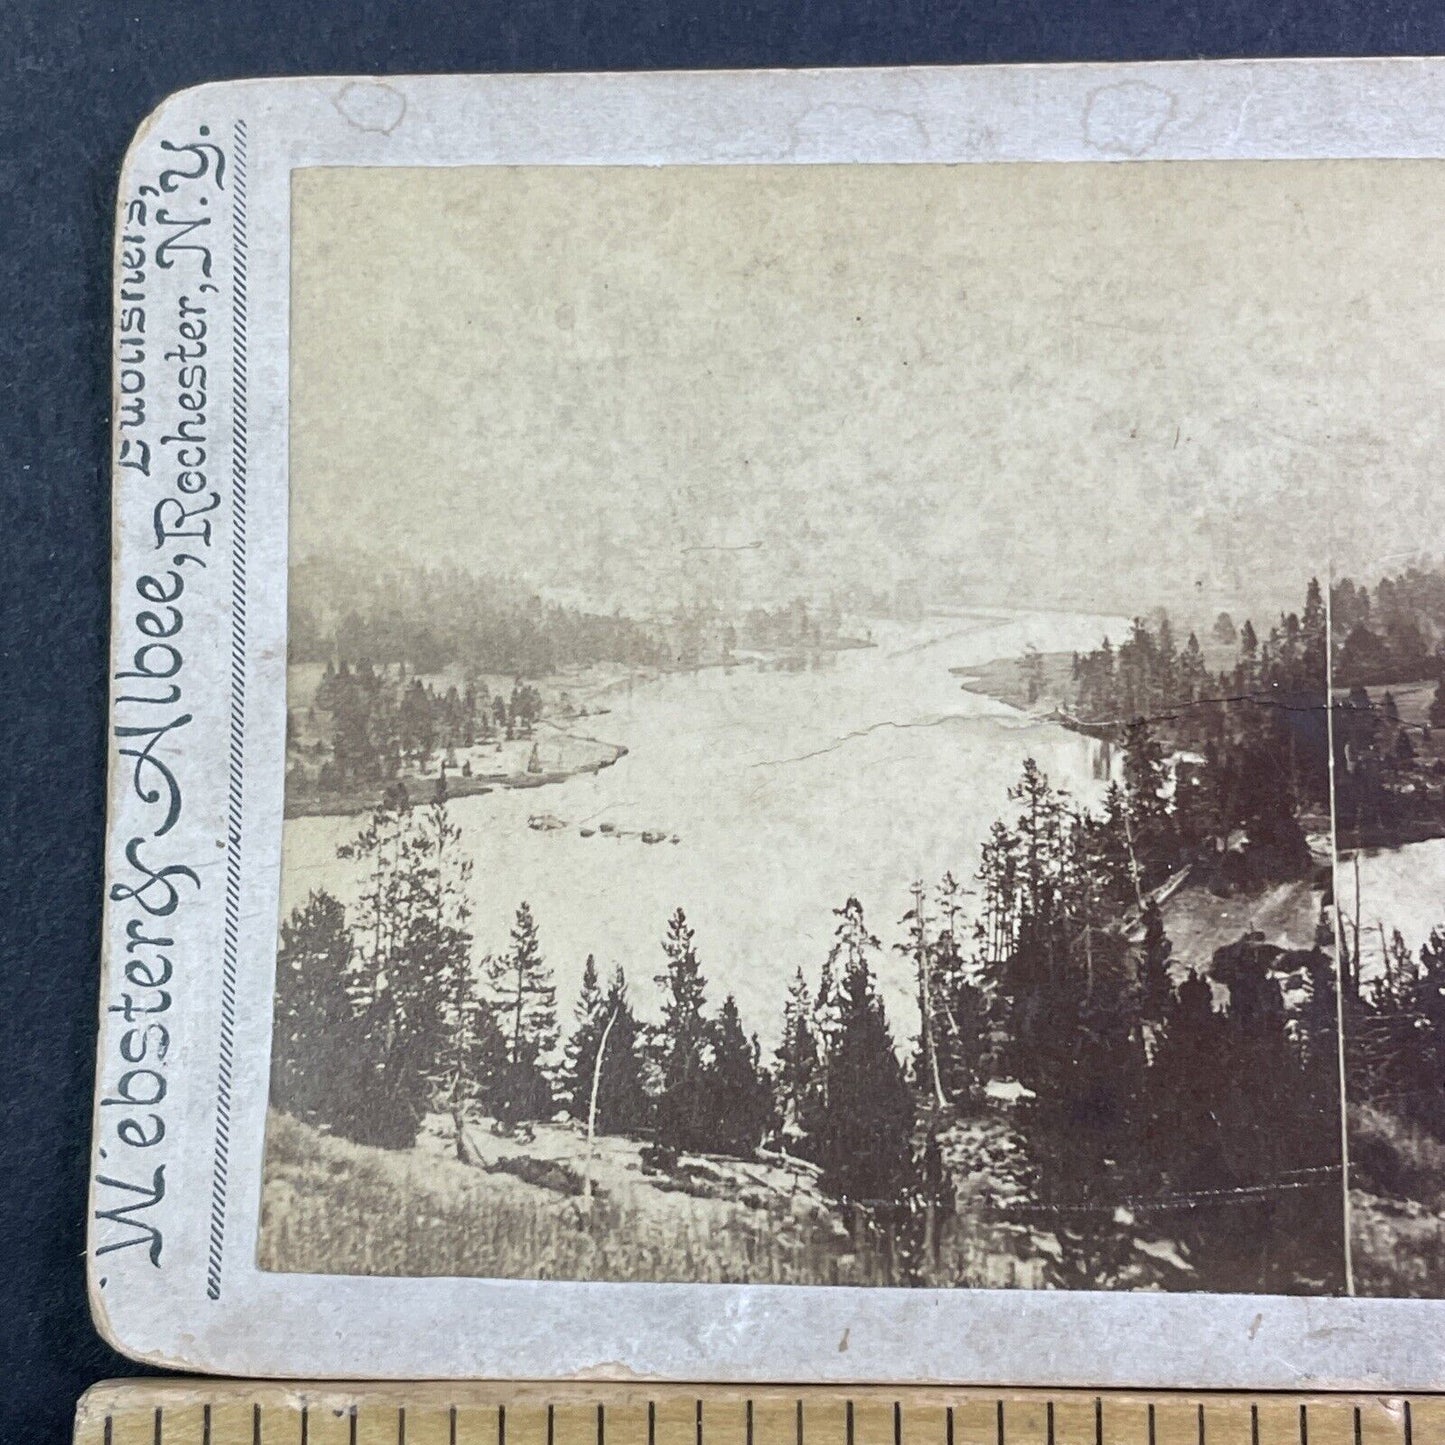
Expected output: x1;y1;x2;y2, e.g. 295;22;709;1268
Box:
285;730;628;820
952;651;1074;715
952;650;1124;740
284;642;875;821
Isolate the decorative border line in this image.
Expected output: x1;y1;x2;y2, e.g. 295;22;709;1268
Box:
207;115;249;1302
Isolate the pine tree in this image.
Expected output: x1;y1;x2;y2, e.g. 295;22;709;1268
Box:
812;929;918;1210
704;995;772;1156
437;929;505;1159
404;795;500;1157
1020;644;1045;705
1302;577;1327;681
1121;720;1175;883
487;902;559;1124
1237;619;1260;688
1180;631;1208;704
653;908;712;1152
314;657;341;713
930;871;986;1101
563;954;604;1103
1036;932;1145;1287
1136;898;1173;1035
333;795;461;1148
596;966;650;1135
1430;679;1445;729
898;881;947;1107
1155;614;1178;706
1148;969;1229;1192
1208;933;1344;1292
564;960;649;1136
813;897;881;1115
271;890;358;1125
774;968;819;1142
1396;928;1445;1136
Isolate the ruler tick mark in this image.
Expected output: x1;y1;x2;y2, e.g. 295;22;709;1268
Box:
301;1402;309;1445
1048;1402;1055;1445
451;1405;459;1445
1353;1407;1362;1445
895;1400;903;1445
1300;1405;1309;1445
1198;1404;1206;1445
996;1400;1005;1445
154;1404;163;1445
946;1406;955;1445
1095;1398;1103;1445
350;1403;358;1445
400;1405;408;1445
647;1401;654;1445
254;1403;262;1445
500;1404;508;1445
1405;1403;1414;1445
601;1402;608;1445
1252;1406;1260;1445
796;1399;803;1445
549;1404;555;1445
1148;1404;1157;1445
747;1400;754;1445
847;1401;855;1445
697;1399;703;1445
203;1405;212;1445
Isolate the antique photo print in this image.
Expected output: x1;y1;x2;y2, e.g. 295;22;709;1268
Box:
256;159;1445;1298
97;64;1445;1384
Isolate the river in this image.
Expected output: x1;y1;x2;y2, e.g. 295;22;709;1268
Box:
280;608;1128;1048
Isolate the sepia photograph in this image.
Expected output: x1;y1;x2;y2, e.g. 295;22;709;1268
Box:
255;159;1445;1297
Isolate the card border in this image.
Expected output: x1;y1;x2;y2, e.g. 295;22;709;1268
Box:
94;58;1445;1385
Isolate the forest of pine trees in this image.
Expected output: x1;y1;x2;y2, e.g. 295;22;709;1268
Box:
289;557;863;684
1061;584;1328;902
1343;898;1445;1150
290;663;546;798
273;709;1346;1290
1062;570;1445;853
1340;893;1445;1297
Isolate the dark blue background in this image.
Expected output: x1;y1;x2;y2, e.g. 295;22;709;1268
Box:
8;3;1445;1440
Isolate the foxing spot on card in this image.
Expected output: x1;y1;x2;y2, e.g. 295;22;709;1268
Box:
94;62;1445;1386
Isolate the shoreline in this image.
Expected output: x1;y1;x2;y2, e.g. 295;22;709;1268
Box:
284;638;874;822
284;738;629;820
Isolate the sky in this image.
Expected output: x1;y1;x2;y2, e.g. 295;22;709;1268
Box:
290;160;1445;625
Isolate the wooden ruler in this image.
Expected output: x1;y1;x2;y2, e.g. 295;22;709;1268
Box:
74;1383;1437;1445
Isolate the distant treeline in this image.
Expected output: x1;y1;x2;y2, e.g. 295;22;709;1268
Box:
289;556;863;679
274;738;1344;1291
1070;577;1329;731
289;559;668;675
1069;563;1445;728
1061;572;1445;850
1332;565;1445;686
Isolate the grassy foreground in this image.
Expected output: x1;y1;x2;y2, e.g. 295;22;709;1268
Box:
260;1112;889;1284
1350;1102;1445;1296
259;1112;1051;1286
